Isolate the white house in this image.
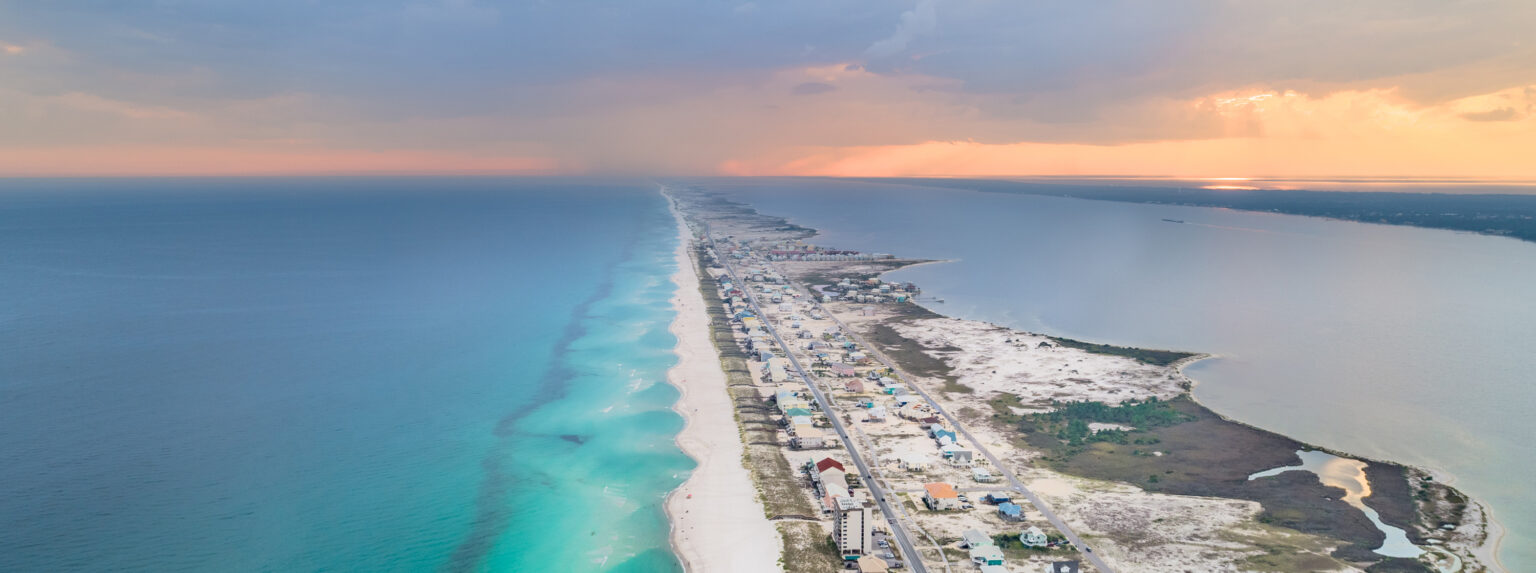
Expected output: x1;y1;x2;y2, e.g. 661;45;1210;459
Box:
922;482;961;511
791;426;824;449
961;529;993;549
1021;526;1049;547
898;453;930;472
945;446;975;467
968;545;1005;566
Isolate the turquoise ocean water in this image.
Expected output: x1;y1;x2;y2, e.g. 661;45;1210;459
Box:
0;178;688;572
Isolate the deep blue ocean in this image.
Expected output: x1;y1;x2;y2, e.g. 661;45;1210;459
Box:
0;178;688;572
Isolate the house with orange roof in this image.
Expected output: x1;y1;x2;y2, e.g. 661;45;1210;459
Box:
922;482;960;511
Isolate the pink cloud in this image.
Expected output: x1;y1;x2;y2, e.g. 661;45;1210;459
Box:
0;146;565;177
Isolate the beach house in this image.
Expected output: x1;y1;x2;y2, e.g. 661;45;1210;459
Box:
972;468;997;483
961;529;993;549
791;425;824;449
1020;526;1048;547
968;544;1005;566
829;363;858;378
898;404;928;421
814;458;848;498
899;453;929;472
775;390;809;412
766;358;788;383
997;502;1024;522
944;446;974;466
856;556;888;573
922;482;960;511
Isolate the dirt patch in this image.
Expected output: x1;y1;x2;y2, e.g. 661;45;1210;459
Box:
867;322;972;393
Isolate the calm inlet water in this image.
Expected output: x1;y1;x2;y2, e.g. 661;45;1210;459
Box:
1250;450;1421;558
0;179;688;572
723;178;1536;571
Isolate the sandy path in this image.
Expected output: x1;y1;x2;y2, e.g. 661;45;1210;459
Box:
662;190;782;573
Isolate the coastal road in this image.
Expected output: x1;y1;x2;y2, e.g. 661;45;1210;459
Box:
775;261;1119;573
698;223;933;573
850;425;954;573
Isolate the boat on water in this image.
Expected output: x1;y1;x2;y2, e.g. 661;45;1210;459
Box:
1162;218;1186;224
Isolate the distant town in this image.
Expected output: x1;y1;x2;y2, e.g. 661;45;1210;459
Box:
701;230;1087;573
667;185;1493;573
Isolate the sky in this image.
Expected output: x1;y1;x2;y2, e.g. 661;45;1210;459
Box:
2;0;1534;177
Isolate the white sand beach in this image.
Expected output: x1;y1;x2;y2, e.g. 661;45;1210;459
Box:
662;191;782;573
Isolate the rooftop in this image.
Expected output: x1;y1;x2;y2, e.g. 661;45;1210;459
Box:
923;482;958;499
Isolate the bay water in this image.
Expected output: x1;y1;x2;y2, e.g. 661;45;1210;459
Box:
721;177;1536;571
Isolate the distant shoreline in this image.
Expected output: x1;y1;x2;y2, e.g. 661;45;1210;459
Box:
839;176;1536;245
706;183;1505;572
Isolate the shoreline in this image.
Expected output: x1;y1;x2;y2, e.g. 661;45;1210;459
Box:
840;176;1536;246
1170;352;1508;572
903;281;1510;571
659;188;781;573
731;190;1504;571
902;281;1511;572
681;184;1507;571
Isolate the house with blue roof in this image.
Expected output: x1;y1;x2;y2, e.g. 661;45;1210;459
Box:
997;502;1024;522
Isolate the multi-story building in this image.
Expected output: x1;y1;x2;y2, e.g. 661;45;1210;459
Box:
832;496;874;560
